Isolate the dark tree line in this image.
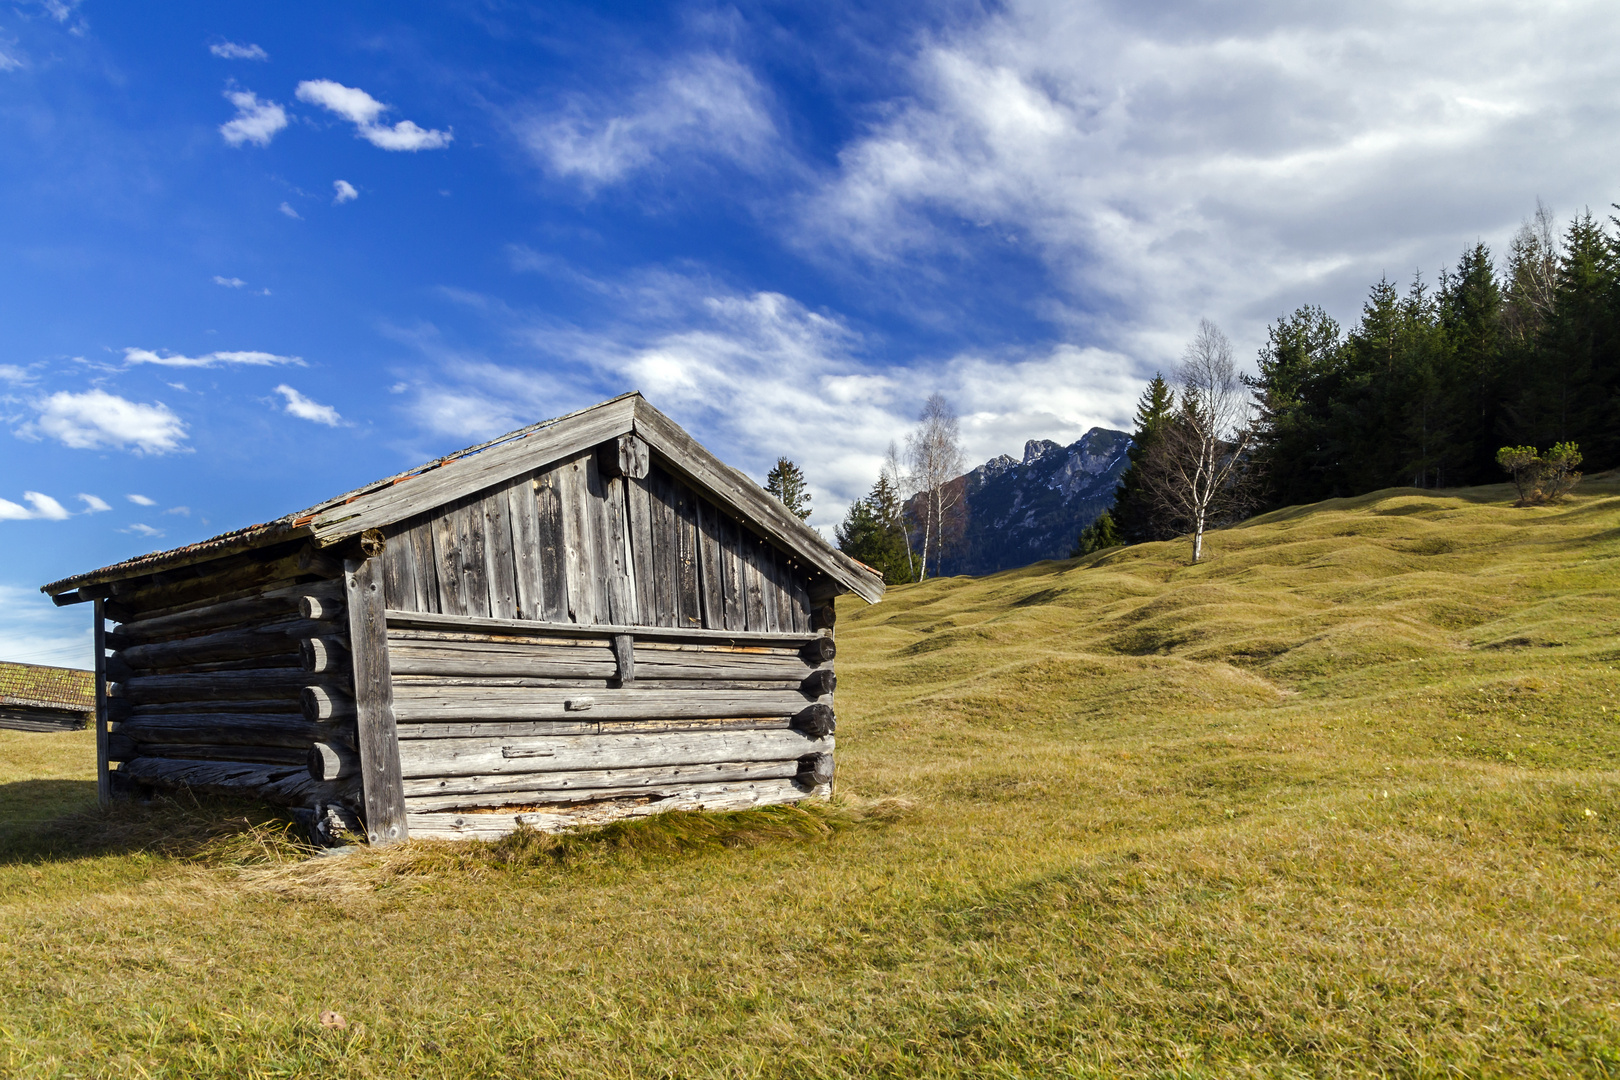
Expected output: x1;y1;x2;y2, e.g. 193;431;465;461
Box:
1110;201;1620;545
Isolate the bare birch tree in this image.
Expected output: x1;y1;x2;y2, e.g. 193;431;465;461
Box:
881;440;918;581
906;393;966;579
1140;320;1256;563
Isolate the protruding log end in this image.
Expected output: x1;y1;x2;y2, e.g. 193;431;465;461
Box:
810;603;836;631
301;684;355;722
791;703;836;739
800;668;836;698
50;589;86;607
308;741;361;782
299;595;345;621
358;529;387;558
800;636;836;664
300;636;351;673
796;752;834;787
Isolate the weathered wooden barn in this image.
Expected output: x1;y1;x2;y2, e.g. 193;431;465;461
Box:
41;394;883;843
0;661;94;732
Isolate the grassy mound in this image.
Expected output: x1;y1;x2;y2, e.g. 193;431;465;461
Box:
2;475;1618;1077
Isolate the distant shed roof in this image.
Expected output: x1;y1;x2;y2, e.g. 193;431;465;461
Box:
41;393;885;604
0;661;94;714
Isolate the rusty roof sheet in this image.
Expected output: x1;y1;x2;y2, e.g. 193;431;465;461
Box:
0;661;94;713
40;394;638;597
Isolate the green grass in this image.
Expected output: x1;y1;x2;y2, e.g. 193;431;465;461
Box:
3;475;1620;1077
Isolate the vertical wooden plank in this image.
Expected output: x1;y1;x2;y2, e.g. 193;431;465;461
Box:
720;515;747;632
786;561;813;632
647;469;678;627
559;452;599;624
694;497;725;630
430;507;465;616
673;481;701;627
93;599;110;807
535;465;570;623
742;530;768;631
411;524;443;615
507;475;544;621
453;496;491;618
346;557;407;846
482;487;518;620
380;523;418;611
626;476;656;625
758;542;781;633
591;454;633;624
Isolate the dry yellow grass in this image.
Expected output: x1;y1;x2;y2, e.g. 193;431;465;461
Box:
2;475;1618;1077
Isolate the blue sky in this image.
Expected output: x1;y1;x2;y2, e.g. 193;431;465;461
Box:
5;0;1620;666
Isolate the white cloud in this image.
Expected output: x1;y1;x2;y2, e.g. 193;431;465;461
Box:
126;494;156;505
279;201;301;219
26;389;188;454
123;523;164;538
519;53;774;186
0;47;23;73
123;347;302;368
0;583;93;668
799;0;1620;365
220;88;288;148
213;275;246;288
275;384;342;426
295;80;452;151
41;0;78;22
0;363;32;383
164;505;190;516
332;179;358;204
210;41;268;61
0;492;70;520
77;493;110;513
401;274;1136;531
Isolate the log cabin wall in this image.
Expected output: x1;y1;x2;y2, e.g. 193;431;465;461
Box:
94;547;363;831
377;453;815;634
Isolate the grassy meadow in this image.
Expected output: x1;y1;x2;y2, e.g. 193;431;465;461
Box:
3;475;1620;1077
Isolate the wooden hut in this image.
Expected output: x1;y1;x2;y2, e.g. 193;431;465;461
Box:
40;394;884;843
0;661;94;732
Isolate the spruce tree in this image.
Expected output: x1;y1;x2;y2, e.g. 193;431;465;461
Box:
1111;374;1179;543
835;475;917;585
765;458;812;520
1247;305;1342;507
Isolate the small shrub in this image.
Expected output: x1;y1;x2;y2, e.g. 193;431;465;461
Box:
1497;442;1582;505
1072;511;1123;557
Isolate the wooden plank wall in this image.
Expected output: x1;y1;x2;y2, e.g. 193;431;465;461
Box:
380;458;814;633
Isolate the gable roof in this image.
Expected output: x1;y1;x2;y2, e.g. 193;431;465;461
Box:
0;661;94;714
42;394;885;604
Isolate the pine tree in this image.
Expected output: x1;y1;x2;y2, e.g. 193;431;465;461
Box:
1111;374;1179;543
1247;305;1342;507
1070;511;1121;557
835;475;918;585
1437;243;1504;485
765;458;812;520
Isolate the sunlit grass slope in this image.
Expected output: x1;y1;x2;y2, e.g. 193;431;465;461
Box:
3;475;1619;1078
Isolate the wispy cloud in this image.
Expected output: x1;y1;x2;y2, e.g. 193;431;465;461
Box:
332;179;358;204
126;494;155;506
23;389;188;454
213;275;246;288
0;363;33;384
210;41;268;61
123;523;164;538
77;493;110;512
0;584;92;668
275;384;342;426
123;347;302;368
295;80;451;151
518;53;774;187
220;88;288;148
279;201;301;219
0;491;70;521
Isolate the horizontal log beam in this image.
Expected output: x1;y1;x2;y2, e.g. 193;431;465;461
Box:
114;669;346;706
397;727;831;779
403;757;802;809
385;608;827;646
119;619;339;671
393;716;793;740
389;686;820;723
112;581;342;644
118;756;359;808
122;743;311;768
404;778;813;839
115;713;350;749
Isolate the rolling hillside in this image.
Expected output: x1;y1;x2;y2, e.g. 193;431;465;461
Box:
2;474;1619;1077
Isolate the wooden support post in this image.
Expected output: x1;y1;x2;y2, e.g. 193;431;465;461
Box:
346;556;408;846
611;633;635;685
599;434;650;479
93;598;111;807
